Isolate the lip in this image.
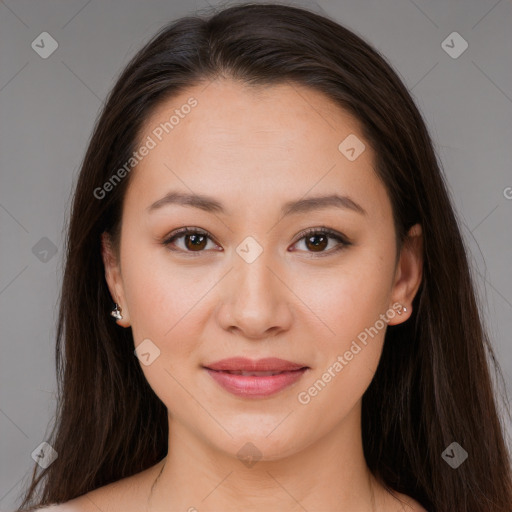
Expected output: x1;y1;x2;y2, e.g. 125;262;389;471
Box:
204;357;306;372
203;357;309;398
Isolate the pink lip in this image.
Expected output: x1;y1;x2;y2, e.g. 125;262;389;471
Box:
203;357;309;398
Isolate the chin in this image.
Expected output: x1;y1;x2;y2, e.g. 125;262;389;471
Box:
206;425;306;464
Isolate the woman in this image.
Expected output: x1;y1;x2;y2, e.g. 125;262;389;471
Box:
16;3;512;511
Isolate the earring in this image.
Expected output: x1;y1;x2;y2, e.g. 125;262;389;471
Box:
111;303;123;320
397;304;408;315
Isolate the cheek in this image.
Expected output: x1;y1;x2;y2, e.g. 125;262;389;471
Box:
120;242;209;349
292;252;394;347
292;248;394;402
120;248;211;408
121;242;241;397
293;298;388;444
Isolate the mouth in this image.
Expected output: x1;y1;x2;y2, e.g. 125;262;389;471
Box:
211;369;300;376
203;357;310;398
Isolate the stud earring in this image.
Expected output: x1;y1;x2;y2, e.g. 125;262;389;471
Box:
111;303;123;320
397;305;408;315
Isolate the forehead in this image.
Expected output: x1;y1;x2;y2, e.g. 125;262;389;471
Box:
126;79;390;221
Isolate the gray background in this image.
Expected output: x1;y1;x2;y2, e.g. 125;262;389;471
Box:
1;0;511;510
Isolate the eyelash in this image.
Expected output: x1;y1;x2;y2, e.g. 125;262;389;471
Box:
162;226;351;258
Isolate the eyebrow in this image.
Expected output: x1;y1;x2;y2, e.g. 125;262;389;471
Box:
147;191;367;216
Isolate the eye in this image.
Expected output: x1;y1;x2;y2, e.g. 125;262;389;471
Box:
162;227;220;255
162;226;351;257
290;227;351;256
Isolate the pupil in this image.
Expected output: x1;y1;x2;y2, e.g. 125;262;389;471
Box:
186;234;206;251
307;234;327;251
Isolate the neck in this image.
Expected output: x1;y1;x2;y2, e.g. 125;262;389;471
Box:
147;400;390;511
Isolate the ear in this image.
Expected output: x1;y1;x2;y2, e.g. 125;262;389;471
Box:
101;232;131;327
387;223;423;326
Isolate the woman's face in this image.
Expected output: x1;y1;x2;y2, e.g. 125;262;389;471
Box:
103;79;422;461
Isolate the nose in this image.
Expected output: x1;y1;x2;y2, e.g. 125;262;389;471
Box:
216;250;294;340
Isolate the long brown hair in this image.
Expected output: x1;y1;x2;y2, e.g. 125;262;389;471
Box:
16;3;512;511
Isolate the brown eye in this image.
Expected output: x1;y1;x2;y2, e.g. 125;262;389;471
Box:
162;228;218;254
183;233;208;251
304;233;329;252
163;226;350;257
291;227;350;256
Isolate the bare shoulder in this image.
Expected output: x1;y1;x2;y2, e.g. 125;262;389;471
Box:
28;493;107;512
28;501;86;512
29;487;124;512
31;461;164;512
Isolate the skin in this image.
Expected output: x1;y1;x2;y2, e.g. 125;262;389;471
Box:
52;79;425;512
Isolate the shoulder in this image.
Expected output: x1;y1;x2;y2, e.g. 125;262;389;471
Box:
29;489;116;512
29;503;83;512
29;484;127;512
31;461;164;512
29;495;101;512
